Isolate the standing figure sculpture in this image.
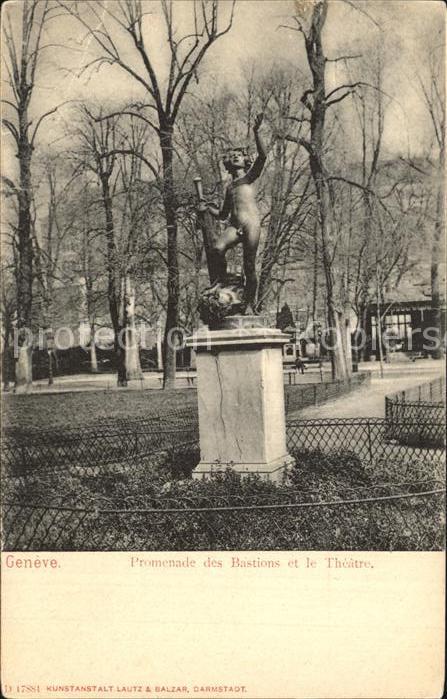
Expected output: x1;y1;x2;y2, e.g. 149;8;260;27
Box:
197;113;266;318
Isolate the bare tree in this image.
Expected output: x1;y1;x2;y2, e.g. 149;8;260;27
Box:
70;106;131;384
342;43;387;361
59;0;235;388
284;0;353;378
417;34;445;358
2;0;64;391
283;0;402;377
32;153;80;383
79;215;103;374
1;262;17;391
256;69;314;310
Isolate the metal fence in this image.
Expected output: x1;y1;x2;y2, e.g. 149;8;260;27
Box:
2;404;445;479
284;371;370;413
385;376;446;446
287;418;445;466
386;375;445;405
3;415;444;480
2;410;199;477
2;372;444;552
2;481;444;551
2;414;445;551
2;374;371;477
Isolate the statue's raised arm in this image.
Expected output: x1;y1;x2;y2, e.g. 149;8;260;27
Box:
245;112;266;184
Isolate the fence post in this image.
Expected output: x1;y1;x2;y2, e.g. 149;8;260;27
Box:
418;385;422;402
367;422;373;463
314;384;318;406
429;382;433;402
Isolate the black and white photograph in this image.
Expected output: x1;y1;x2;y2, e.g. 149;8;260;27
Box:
1;0;445;554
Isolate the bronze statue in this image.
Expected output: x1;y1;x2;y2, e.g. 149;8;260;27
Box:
195;113;267;325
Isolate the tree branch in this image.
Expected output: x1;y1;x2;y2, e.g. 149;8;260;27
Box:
2;119;19;144
171;0;236;120
285;134;313;155
326;176;394;219
94;110;159;134
100;149;159;180
300;88;314;111
326;90;356;107
341;0;382;29
1;99;19;113
326;54;362;62
30;105;60;146
326;81;370;101
286;115;310;124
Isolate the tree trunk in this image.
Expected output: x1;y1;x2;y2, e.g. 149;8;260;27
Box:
48;350;54;385
90;324;98;372
15;120;34;392
303;0;351;381
157;321;163;370
15;345;33;392
2;323;13;391
431;154;444;359
314;174;349;380
357;302;369;362
122;275;143;380
100;173;127;387
376;270;385;378
160;122;179;389
344;311;353;374
257;140;283;311
312;230;318;328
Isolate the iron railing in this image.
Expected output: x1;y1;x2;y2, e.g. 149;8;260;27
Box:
2;481;444;551
3;416;445;479
287;418;445;465
3;415;444;480
284;372;370;412
386;375;445;405
2;373;444;552
385;376;446;446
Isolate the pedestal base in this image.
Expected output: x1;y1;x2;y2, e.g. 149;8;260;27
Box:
192;453;295;484
186;325;295;483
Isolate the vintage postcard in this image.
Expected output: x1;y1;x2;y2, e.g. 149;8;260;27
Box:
1;0;445;697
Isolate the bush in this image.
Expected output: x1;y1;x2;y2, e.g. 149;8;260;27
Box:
2;444;444;552
288;448;371;490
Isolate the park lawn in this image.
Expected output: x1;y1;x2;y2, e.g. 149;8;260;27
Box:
2;388;198;432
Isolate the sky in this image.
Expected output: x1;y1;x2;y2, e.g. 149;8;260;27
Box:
1;0;445;168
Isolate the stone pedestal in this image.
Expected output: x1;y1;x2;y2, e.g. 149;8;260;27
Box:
186;320;294;482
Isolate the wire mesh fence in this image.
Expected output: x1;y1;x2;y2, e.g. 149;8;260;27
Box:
1;372;370;477
2;373;445;552
2;481;444;551
284;372;370;413
3;415;444;481
384;376;446;447
287;418;445;465
386;375;446;404
2;410;199;477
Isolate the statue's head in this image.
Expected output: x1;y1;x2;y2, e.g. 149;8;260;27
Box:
223;147;252;174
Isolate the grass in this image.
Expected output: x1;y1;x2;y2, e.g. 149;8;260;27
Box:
2;388;198;431
2;377;366;432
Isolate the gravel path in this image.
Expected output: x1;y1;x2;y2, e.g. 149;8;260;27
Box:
290;371;445;419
